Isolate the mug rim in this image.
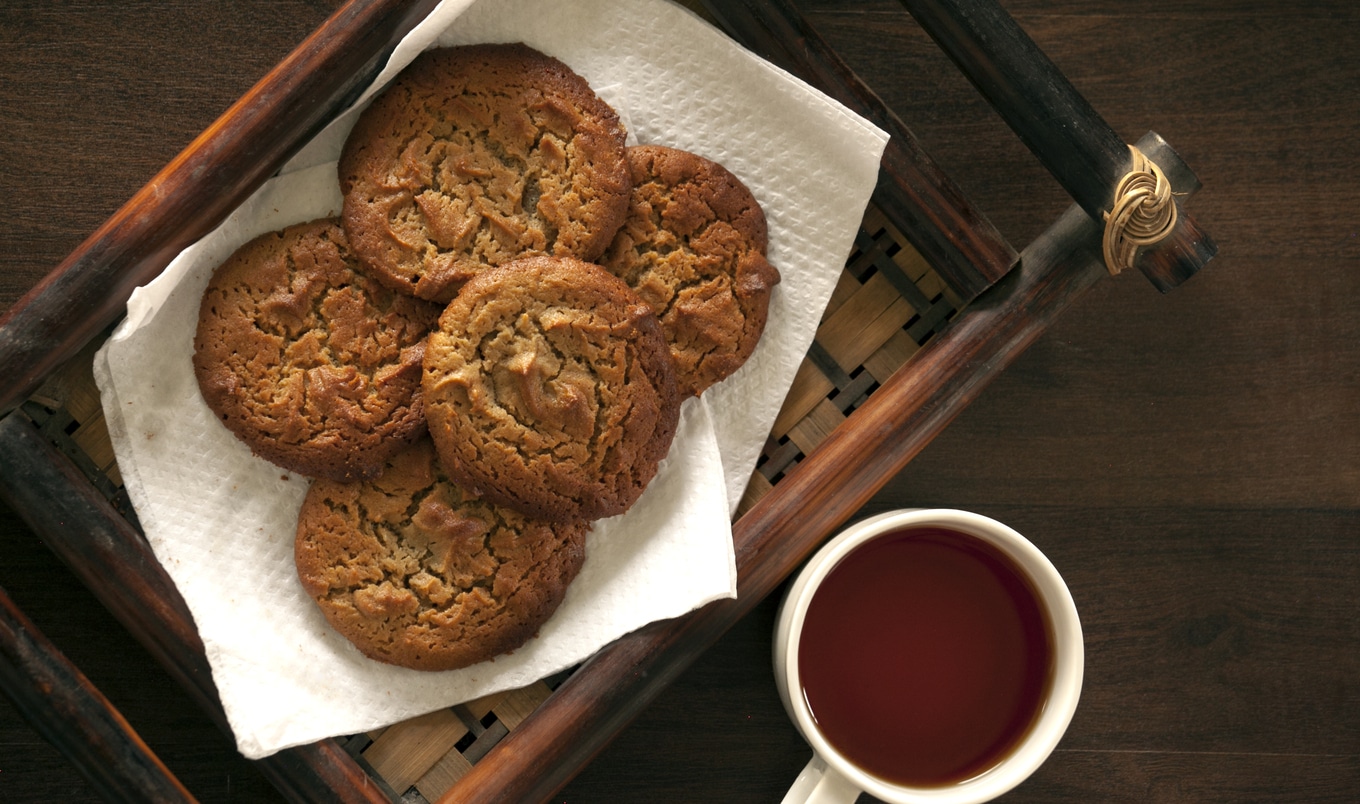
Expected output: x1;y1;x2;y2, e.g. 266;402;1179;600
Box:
774;508;1084;804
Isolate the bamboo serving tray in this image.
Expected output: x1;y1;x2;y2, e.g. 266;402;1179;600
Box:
0;1;1215;801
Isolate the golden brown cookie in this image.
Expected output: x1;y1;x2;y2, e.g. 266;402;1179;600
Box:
600;144;781;396
295;438;588;672
339;43;632;303
192;218;441;482
423;255;681;522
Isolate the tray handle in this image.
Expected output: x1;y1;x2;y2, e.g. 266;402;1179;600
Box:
898;0;1216;290
0;584;197;803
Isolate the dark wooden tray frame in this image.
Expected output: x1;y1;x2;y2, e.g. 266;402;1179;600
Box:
0;1;1215;801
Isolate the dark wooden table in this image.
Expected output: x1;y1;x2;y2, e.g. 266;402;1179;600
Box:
3;1;1357;801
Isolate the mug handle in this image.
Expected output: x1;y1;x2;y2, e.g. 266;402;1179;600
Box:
782;754;862;803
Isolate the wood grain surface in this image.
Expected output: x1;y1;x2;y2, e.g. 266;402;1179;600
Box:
2;1;1357;802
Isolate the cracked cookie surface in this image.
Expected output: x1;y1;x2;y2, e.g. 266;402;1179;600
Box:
601;145;780;396
192;218;441;482
295;438;588;672
423;255;681;522
339;42;631;303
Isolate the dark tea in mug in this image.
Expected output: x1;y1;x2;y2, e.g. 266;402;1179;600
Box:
797;525;1055;787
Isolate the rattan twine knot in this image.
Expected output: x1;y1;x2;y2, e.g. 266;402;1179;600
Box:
1102;145;1177;275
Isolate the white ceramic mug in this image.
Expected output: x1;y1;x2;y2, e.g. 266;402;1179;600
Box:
774;509;1083;804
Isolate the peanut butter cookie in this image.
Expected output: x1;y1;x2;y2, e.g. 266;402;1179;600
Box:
601;145;780;396
295;438;587;671
192;218;441;482
423;255;680;522
339;43;631;303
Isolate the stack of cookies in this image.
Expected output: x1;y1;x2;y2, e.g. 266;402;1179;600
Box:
191;43;780;672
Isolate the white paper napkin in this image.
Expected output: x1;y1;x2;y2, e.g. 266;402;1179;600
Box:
93;0;887;759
